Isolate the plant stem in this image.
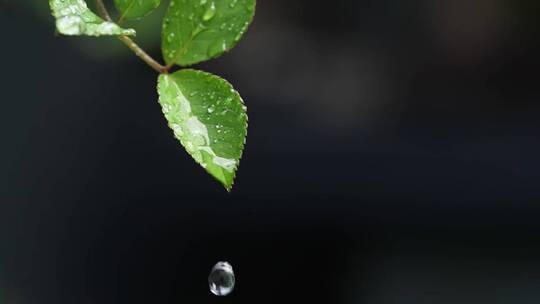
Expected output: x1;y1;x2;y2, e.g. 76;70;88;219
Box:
119;36;169;73
94;0;112;20
95;0;168;74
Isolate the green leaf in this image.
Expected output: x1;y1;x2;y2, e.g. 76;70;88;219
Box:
162;0;256;66
114;0;162;20
49;0;136;36
157;69;248;191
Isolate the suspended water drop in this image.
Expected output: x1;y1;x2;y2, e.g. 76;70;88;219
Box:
208;261;235;296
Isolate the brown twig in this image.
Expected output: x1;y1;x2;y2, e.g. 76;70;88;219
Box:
95;0;168;74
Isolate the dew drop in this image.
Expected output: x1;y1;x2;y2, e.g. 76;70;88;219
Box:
191;24;206;37
208;261;235;296
56;15;85;35
202;2;216;21
207;39;227;57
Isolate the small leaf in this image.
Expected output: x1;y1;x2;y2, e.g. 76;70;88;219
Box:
157;69;248;191
114;0;162;20
162;0;256;66
49;0;135;36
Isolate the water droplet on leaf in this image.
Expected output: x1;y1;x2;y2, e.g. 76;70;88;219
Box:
56;15;85;35
202;2;216;21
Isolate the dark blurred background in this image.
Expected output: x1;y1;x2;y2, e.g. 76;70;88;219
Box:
2;0;540;303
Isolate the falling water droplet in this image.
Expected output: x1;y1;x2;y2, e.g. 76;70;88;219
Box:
208;261;235;296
